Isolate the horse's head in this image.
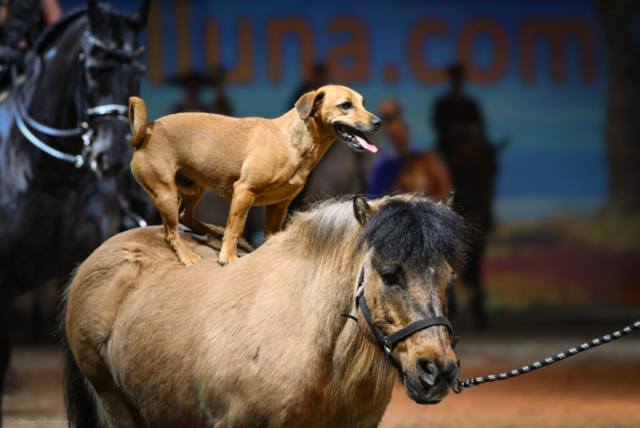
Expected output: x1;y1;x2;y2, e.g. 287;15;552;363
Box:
83;0;149;177
353;193;470;404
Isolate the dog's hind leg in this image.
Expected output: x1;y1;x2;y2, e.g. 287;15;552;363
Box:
179;188;226;242
155;185;202;266
219;182;255;265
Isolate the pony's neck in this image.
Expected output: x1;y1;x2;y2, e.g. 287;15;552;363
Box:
277;206;396;417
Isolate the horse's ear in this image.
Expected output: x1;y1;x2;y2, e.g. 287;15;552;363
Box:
131;0;151;33
295;90;325;120
353;196;374;226
87;0;102;31
439;192;455;209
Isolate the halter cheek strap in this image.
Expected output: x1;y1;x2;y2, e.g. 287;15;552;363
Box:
354;267;459;366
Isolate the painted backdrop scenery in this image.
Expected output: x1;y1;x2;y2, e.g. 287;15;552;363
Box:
55;0;639;310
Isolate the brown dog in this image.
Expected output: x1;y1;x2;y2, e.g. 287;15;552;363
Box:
128;85;380;266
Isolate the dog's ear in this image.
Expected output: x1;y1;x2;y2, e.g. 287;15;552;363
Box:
295;90;325;120
353;195;374;226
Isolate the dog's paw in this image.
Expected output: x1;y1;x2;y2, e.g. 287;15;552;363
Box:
179;250;202;266
218;253;238;266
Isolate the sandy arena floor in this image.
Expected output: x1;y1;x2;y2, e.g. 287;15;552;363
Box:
3;326;640;427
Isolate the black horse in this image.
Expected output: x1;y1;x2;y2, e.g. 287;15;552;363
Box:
0;1;149;423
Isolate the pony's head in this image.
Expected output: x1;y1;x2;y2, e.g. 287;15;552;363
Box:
353;193;470;404
83;0;149;176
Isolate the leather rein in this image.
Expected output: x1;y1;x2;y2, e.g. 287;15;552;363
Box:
11;29;144;168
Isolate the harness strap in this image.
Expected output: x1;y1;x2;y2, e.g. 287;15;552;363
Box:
354;266;458;365
386;317;454;348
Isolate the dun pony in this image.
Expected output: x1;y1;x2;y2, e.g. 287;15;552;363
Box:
62;193;470;427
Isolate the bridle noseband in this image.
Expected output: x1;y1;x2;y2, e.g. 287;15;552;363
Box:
12;29;144;168
350;267;459;369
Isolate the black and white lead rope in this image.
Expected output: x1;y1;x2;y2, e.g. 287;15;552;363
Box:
453;320;640;393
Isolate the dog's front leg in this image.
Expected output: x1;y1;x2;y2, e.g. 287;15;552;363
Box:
219;183;255;265
264;198;293;239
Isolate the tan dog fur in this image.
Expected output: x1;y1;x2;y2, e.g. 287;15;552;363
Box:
63;195;461;427
128;85;380;265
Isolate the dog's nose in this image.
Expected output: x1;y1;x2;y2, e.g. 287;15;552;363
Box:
371;118;381;131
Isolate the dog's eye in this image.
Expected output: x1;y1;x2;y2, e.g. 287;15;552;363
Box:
381;272;399;286
339;101;353;110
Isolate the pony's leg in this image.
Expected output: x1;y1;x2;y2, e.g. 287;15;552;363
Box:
178;188;226;241
0;298;10;428
219;183;255;265
156;184;202;266
95;390;138;428
264;198;293;239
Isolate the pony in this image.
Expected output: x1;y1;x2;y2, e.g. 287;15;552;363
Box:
61;193;470;427
0;1;149;423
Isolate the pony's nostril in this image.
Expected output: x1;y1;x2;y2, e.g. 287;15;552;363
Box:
445;360;460;383
416;358;438;387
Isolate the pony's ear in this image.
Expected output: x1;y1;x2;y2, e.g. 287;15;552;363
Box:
353;196;374;226
87;0;102;32
439;191;455;209
295;90;325;120
131;0;151;33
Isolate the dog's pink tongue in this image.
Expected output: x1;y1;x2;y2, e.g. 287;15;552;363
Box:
355;135;378;153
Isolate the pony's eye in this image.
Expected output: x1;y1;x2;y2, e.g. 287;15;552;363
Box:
339;101;353;110
381;272;399;286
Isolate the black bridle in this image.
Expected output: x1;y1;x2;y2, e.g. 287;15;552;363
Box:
11;28;144;168
347;267;459;370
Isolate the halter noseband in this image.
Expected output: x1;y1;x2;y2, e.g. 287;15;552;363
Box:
12;29;143;168
353;267;459;368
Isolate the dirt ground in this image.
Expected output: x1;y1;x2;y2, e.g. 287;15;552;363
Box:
3;316;640;427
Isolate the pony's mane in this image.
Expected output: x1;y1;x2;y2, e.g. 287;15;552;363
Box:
32;3;136;54
359;195;471;271
287;194;471;271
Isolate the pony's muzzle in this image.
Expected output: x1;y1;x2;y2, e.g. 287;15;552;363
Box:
405;357;459;404
415;357;459;388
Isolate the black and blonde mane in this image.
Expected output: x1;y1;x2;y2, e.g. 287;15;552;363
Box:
359;196;471;271
291;194;471;270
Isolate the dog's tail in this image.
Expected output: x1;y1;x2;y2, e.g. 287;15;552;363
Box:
59;275;106;428
129;96;148;150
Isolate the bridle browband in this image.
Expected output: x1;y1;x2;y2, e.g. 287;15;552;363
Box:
12;27;144;168
350;267;459;370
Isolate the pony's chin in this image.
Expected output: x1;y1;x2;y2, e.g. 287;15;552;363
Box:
404;377;447;405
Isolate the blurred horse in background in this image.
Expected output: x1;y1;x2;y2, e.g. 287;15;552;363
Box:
448;136;507;328
0;1;149;423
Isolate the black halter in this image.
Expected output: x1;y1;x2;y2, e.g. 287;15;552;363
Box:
352;267;459;369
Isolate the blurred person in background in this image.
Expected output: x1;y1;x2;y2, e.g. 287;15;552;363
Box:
431;62;503;329
210;65;233;117
433;62;485;164
0;0;62;84
169;72;215;113
288;62;328;109
367;99;451;199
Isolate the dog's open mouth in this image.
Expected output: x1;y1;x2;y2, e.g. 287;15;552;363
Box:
333;123;378;153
